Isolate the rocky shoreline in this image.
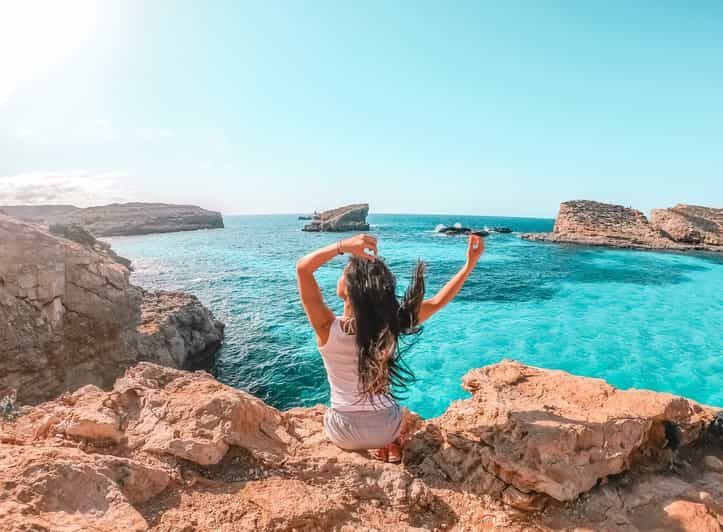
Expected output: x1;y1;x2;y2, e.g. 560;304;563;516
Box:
0;360;721;531
1;202;224;237
0;213;224;405
523;200;722;253
2;205;722;531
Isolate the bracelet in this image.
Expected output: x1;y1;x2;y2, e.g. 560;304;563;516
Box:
337;241;343;255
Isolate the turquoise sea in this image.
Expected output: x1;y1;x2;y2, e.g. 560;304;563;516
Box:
108;214;723;418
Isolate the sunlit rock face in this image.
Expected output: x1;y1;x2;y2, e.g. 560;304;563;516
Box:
0;214;224;404
1;361;720;531
523;200;722;252
650;204;723;247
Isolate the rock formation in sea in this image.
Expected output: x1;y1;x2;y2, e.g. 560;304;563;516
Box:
302;203;370;232
1;360;720;531
0;214;224;405
523;200;723;252
651;204;723;247
1;202;224;237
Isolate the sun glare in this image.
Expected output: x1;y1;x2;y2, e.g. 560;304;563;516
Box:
0;0;103;105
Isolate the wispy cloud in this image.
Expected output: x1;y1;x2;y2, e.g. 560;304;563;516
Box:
0;171;131;207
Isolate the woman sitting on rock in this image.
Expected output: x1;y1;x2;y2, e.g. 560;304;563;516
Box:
296;233;483;462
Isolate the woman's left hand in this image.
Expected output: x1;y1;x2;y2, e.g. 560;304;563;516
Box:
466;234;484;266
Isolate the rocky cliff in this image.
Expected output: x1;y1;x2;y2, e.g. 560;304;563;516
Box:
1;202;224;237
523;200;722;252
651;204;723;247
1;360;720;531
0;214;224;404
302;203;370;232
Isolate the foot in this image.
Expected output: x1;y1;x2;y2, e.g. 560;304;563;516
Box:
370;448;388;462
387;440;402;463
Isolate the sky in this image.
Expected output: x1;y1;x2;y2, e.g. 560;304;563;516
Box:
1;0;721;217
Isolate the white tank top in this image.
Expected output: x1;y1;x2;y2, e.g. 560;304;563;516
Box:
319;317;396;411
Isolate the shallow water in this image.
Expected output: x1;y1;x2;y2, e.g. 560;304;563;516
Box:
108;214;723;418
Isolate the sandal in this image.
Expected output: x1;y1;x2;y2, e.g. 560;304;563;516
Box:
370;448;388;462
387;440;403;463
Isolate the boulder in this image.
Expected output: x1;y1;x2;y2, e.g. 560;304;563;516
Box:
302;203;370;232
408;360;713;501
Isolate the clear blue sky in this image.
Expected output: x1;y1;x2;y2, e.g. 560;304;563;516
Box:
1;0;721;216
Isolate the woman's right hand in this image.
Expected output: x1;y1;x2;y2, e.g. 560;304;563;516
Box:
466;234;484;266
340;234;378;260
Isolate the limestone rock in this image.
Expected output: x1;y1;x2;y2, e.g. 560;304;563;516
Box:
663;500;721;532
2;202;224;237
0;214;224;404
523;200;722;252
1;361;722;531
651;204;723;246
302;203;370;232
413;360;713;501
135;290;225;370
705;455;723;473
0;444;169;531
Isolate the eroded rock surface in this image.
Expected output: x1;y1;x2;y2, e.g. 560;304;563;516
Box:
2;202;224;237
523;200;722;252
0;215;224;404
1;361;720;531
302;203;370;232
651;204;723;247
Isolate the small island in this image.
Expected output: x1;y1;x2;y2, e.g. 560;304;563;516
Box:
301;203;370;232
0;202;224;237
523;200;722;252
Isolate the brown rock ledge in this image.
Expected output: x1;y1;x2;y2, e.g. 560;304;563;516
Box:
523;200;722;252
1;361;720;531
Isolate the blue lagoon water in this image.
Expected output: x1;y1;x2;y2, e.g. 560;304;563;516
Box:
108;214;723;418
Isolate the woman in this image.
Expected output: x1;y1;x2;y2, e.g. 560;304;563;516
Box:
296;233;483;462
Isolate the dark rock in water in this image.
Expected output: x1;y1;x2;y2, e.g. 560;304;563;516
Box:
491;226;512;233
441;226;471;235
471;230;489;237
302;204;370;232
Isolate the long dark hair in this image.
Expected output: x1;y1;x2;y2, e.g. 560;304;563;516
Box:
344;256;426;402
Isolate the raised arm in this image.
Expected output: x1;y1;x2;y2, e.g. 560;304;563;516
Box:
418;234;483;324
296;234;377;346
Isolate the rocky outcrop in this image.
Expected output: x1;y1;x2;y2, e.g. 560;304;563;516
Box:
302;203;370;232
135;291;225;371
523;200;722;252
1;202;224;237
1;361;720;531
651;204;723;246
0;214;224;405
